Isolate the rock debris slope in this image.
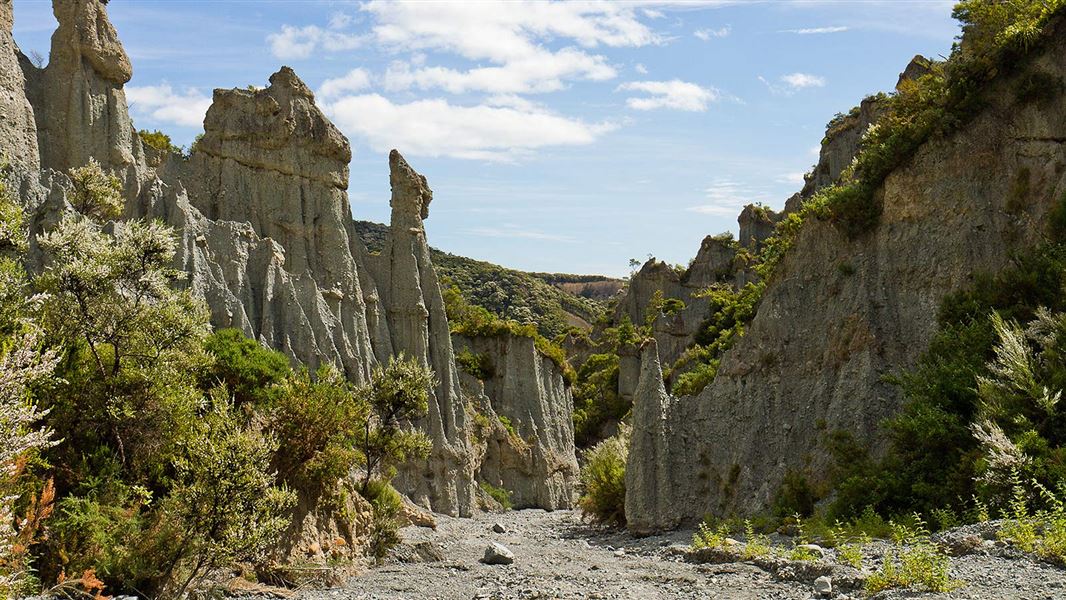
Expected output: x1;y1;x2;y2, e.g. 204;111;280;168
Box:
626;21;1066;530
2;0;578;527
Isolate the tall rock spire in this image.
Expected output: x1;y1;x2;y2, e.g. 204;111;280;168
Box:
28;0;135;173
385;149;474;516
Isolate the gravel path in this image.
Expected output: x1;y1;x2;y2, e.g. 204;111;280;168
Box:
285;510;1066;600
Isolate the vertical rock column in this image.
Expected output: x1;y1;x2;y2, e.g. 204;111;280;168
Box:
28;0;136;174
0;0;39;173
385;149;474;516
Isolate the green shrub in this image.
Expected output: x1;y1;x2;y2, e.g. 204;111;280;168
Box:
572;352;625;446
479;481;513;510
137;129;183;155
271;366;367;491
771;471;817;519
363;480;403;562
356;355;434;495
203;328;290;406
578;426;629;525
455;347;493;380
865;517;955;594
498;415;518;438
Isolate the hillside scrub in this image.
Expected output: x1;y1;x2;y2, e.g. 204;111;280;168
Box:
443;278;575;384
354;220;609;339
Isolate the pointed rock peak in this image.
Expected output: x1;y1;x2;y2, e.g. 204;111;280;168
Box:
390;150;433;221
51;0;132;84
268;66;314;99
896;54;934;91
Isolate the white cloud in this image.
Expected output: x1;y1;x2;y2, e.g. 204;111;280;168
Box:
280;1;677;95
634;63;648;75
618;80;718;112
383;48;615;95
759;72;826;95
688;179;772;216
323;94;616;162
126;84;212;127
466;224;574;242
783;26;848;35
694;26;730;40
318;68;372;101
781;172;806;185
328;12;353;29
267;25;364;60
781;72;826;89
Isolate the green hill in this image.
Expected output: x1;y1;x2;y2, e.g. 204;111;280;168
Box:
353;220;622;338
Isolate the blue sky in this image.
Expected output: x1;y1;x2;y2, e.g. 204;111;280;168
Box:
12;1;960;277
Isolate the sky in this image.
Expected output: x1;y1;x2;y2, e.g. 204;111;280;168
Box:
12;0;961;277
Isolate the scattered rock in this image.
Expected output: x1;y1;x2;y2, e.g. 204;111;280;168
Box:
813;575;832;596
613;549;626;557
492;522;507;534
798;543;825;558
482;542;515;565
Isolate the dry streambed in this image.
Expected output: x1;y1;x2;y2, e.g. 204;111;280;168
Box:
272;510;1066;600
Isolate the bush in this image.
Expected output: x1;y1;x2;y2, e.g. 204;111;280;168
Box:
137;130;182;155
479;481;513;510
578;426;629;525
455;347;493;380
271;366;367;492
865;517;955;594
203;328;290;406
363;480;403;562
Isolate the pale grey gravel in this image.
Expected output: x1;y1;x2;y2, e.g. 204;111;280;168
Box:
278;510;1066;600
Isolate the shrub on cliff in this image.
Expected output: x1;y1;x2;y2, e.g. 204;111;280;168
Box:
578;425;630;526
828;244;1066;521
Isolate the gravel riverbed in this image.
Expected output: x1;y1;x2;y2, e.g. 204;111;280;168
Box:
268;509;1066;600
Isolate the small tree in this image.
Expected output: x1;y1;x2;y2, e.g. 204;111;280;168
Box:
357;354;433;495
65;159;123;222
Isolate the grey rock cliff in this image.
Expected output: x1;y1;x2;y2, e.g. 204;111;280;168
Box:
25;0;135;174
455;333;578;510
625;28;1066;529
8;0;491;521
380;150;475;517
0;1;38;172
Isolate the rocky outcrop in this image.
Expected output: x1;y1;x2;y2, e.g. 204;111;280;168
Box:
624;340;674;533
6;0;493;522
177;68;377;383
626;26;1066;529
375;150;475;517
24;0;136;174
455;334;578;510
0;1;38;172
737;205;778;251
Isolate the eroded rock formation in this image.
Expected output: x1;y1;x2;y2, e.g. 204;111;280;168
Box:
1;0;581;536
455;334;578;509
626;29;1066;529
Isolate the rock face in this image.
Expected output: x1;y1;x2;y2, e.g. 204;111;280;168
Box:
375;150;474;516
25;0;135;174
455;333;578;510
4;0;581;527
626;26;1066;529
0;1;38;172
